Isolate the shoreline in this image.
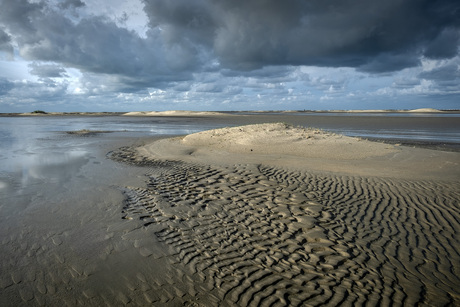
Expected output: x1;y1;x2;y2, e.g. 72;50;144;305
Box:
1;108;460;117
364;137;460;152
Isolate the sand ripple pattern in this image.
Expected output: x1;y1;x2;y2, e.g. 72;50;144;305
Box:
112;149;460;306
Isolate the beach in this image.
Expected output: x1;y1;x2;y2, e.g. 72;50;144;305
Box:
109;123;460;306
1;114;459;306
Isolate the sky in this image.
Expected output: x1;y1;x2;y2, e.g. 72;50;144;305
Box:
0;0;459;112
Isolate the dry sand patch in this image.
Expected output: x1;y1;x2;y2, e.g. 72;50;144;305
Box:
138;123;459;180
181;123;397;159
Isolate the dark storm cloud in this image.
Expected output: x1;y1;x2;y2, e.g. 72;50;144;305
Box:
143;0;460;72
423;28;460;59
0;0;198;88
57;0;85;10
0;28;13;57
1;0;459;97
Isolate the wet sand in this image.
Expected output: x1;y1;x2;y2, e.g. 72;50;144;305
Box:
1;118;459;306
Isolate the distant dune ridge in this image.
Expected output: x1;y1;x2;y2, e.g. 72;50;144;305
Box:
405;108;442;112
122;108;444;116
107;122;460;305
331;108;443;113
123;110;227;116
7;108;450;116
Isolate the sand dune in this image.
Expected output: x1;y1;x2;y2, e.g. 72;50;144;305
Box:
327;108;443;113
107;123;460;306
406;108;442;112
123;110;227;116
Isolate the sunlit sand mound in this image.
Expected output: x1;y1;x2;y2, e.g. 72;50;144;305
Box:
123;110;227;116
341;109;389;113
132;122;458;180
406;108;442;112
182;123;396;159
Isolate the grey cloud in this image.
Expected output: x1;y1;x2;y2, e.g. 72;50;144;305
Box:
0;78;14;95
0;0;199;89
221;66;303;92
0;28;13;57
0;0;44;46
1;0;459;101
357;53;421;73
58;0;85;10
2;79;69;104
221;66;295;80
418;60;460;92
392;78;421;89
424;28;460;59
194;83;224;93
171;82;191;92
419;64;460;82
29;63;68;78
224;86;243;95
310;76;347;92
143;0;460;72
143;0;217;47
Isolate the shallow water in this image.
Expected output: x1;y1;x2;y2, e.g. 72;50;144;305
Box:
0;116;219;172
0;116;222;194
284;114;460;143
1;114;459;196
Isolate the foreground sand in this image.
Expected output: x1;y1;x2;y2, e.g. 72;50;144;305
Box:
108;123;460;306
1;120;458;306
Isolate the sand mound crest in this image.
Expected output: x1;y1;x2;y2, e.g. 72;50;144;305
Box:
342;109;389;113
182;123;396;159
406;108;442;112
184;123;325;145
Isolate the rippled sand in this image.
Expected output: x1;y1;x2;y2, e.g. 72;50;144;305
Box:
108;124;460;306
